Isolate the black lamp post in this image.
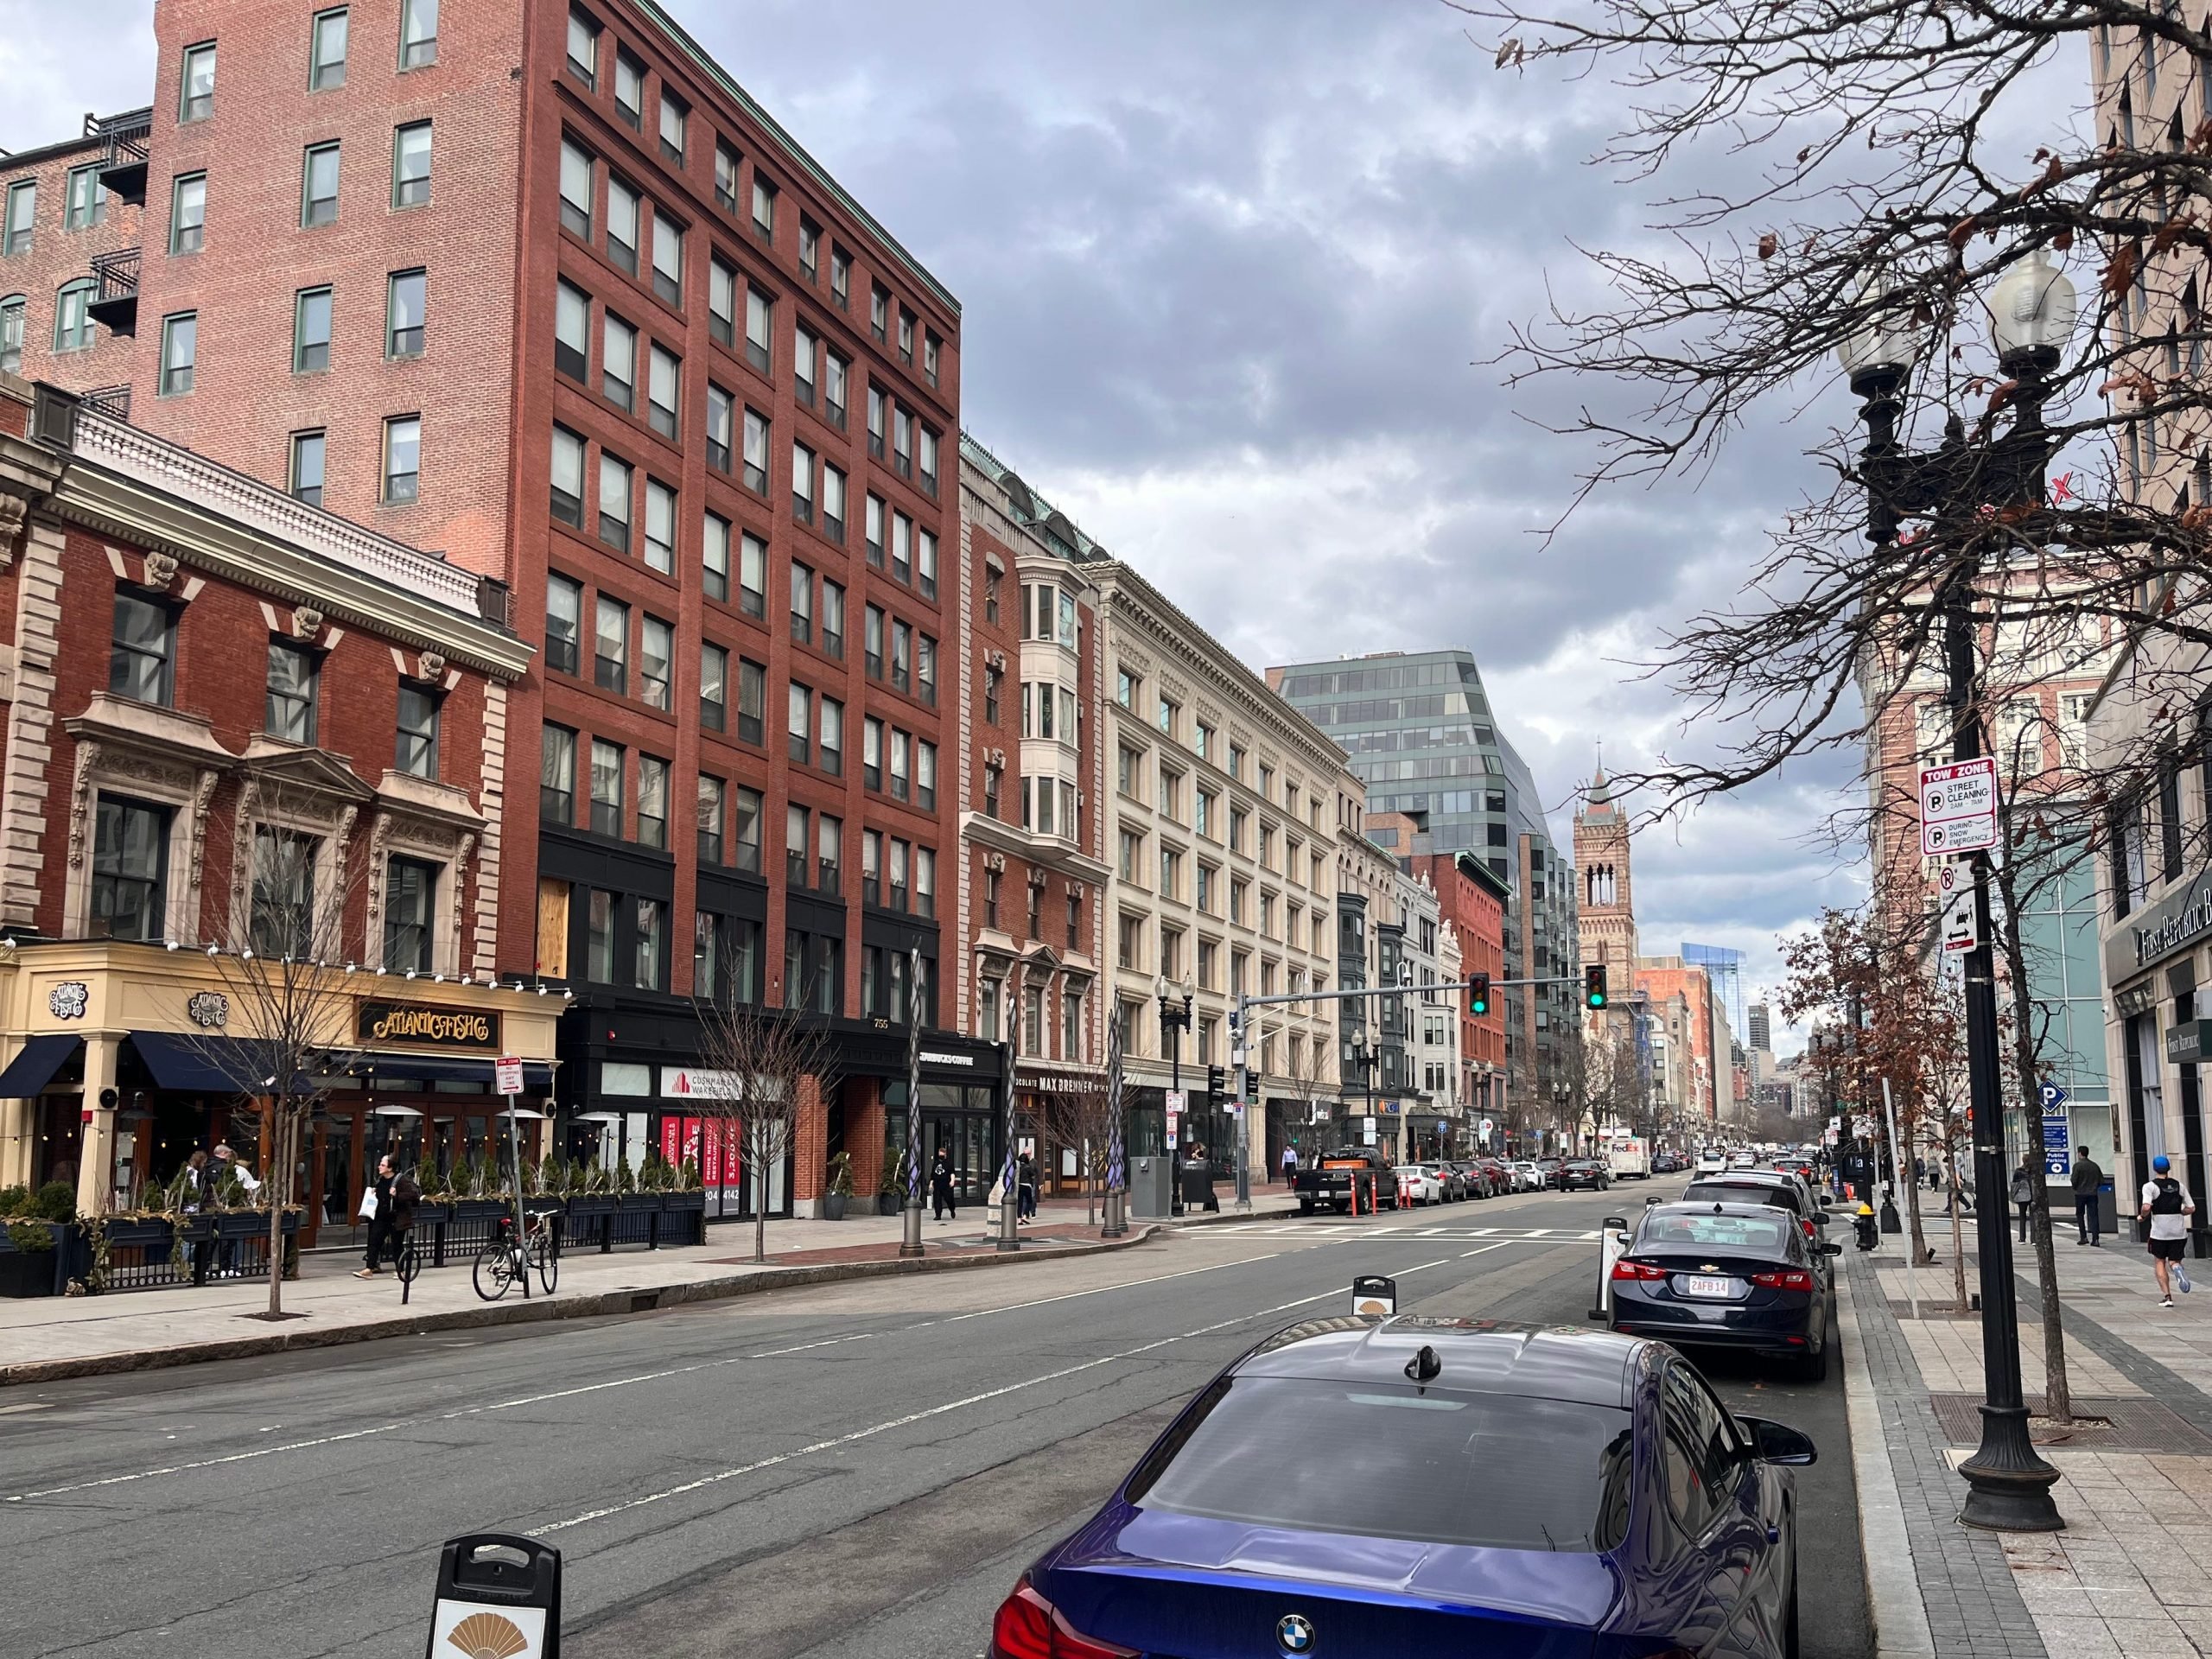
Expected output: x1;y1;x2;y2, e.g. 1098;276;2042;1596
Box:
1157;976;1193;1205
1839;249;2075;1533
1350;1037;1378;1136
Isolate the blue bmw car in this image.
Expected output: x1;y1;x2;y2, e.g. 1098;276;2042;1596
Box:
991;1319;1812;1658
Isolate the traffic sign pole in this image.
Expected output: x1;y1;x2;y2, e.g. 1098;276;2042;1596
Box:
496;1056;528;1294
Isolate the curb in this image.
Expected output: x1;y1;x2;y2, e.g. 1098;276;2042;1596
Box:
1836;1262;1938;1659
0;1222;1167;1390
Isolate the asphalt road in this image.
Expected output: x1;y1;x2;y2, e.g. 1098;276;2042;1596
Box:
0;1178;1869;1659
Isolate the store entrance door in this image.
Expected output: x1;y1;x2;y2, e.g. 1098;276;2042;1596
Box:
925;1111;998;1208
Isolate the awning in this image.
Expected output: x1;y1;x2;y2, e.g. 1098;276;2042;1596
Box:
130;1031;273;1094
351;1052;554;1090
0;1034;81;1096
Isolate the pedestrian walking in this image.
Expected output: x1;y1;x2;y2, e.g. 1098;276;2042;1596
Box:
211;1143;261;1276
2010;1156;2037;1244
2139;1154;2197;1307
181;1149;214;1284
1015;1150;1038;1224
1280;1142;1298;1189
355;1155;398;1277
930;1146;957;1222
2070;1146;2105;1247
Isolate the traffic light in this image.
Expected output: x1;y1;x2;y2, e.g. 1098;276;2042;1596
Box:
1207;1065;1228;1103
1585;963;1608;1009
1469;973;1491;1017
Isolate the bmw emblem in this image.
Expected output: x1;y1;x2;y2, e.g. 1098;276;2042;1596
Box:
1277;1612;1316;1654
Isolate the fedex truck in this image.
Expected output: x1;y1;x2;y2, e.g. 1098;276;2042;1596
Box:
1604;1134;1651;1180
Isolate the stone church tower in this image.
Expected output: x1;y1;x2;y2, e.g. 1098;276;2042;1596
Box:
1574;766;1638;995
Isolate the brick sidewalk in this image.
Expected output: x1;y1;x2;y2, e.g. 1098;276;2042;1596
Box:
1843;1223;2212;1659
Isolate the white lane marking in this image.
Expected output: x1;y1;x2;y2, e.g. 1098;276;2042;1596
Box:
445;1253;1283;1420
1459;1243;1510;1260
5;1423;400;1503
528;1259;1462;1537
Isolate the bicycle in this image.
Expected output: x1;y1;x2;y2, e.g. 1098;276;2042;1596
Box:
472;1208;558;1301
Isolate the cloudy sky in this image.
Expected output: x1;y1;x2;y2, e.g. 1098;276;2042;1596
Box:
0;0;1965;1046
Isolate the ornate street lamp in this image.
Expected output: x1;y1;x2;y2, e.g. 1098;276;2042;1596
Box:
1837;251;2074;1533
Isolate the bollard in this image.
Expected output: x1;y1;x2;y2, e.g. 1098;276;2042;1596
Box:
1589;1214;1630;1322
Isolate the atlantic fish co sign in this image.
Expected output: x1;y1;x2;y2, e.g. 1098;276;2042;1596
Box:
357;1001;500;1049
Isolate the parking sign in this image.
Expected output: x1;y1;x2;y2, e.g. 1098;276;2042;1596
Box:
1919;757;1998;856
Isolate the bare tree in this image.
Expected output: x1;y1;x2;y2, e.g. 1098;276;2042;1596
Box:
690;998;843;1264
1036;1078;1116;1226
181;802;361;1319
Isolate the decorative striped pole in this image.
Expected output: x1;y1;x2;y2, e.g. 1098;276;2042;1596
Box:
1102;1013;1127;1237
899;944;925;1259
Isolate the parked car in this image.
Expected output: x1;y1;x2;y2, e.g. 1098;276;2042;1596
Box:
1294;1147;1402;1215
1560;1158;1611;1192
1419;1162;1469;1202
1471;1156;1510;1197
1510;1159;1544;1192
1651;1152;1684;1175
1681;1172;1837;1298
995;1319;1813;1658
1445;1160;1491;1198
1394;1166;1446;1205
1535;1156;1567;1189
1608;1200;1840;1380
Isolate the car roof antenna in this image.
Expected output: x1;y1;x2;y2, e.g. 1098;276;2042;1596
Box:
1404;1344;1442;1384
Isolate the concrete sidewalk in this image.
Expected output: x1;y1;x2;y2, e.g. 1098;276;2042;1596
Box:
0;1186;1305;1387
1840;1220;2212;1659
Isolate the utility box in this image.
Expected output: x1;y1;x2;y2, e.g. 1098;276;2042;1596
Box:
1129;1154;1173;1220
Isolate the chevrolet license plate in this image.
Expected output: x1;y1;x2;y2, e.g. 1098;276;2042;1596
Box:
1683;1275;1736;1299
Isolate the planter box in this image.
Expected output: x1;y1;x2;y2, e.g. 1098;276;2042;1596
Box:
0;1246;58;1297
878;1194;901;1217
822;1193;849;1221
100;1217;175;1254
452;1199;508;1223
411;1202;454;1227
175;1214;215;1245
565;1194;618;1218
213;1211;269;1242
618;1192;664;1214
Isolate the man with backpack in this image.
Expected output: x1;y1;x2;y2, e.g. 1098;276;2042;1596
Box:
2139;1154;2196;1308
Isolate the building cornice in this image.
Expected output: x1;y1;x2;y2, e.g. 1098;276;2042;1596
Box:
959;810;1112;884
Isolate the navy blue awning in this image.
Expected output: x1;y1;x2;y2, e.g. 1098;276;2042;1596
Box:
352;1052;553;1090
130;1031;274;1093
0;1033;80;1096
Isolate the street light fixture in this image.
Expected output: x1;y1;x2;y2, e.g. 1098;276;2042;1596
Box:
1838;250;2071;1533
1156;976;1195;1205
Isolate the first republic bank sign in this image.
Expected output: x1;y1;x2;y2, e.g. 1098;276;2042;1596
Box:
2110;866;2212;984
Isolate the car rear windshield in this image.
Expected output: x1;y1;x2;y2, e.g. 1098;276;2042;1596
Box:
1127;1376;1632;1552
1638;1211;1794;1255
1683;1181;1800;1212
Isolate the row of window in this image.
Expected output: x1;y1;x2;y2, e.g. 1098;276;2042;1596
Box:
1112;827;1332;950
1114;743;1327;886
108;589;441;777
561;5;946;391
0;162;109;265
976;972;1088;1063
1113;904;1328;1004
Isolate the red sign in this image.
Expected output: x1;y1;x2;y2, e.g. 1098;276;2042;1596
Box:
659;1116;743;1187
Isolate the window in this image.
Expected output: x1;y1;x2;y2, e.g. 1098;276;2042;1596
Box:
892;512;912;582
1116;668;1137;709
1118;912;1145;971
640;613;672;709
566;7;599;88
643;478;676;573
697;773;726;864
742;406;769;493
386;269;426;357
709;257;736;347
589;739;624;835
790;558;813;642
799;217;820;282
863;718;883;791
916;740;937;810
310;8;349;88
792;325;817;404
891;620;912;694
918;425;938;495
819;696;843;776
739;531;766;616
92;798;169;942
705;384;734;472
738;656;766;744
607;177;639;274
897;306;915;364
266;642;318;742
792;442;815;524
385;857;436;972
601;312;635;408
864;604;884;677
751;174;776;241
915;846;936;919
559;140;594;238
612;48;644;126
302;143;340;227
550;425;586;526
54;280;95;353
917;529;937;598
648;345;679;439
634;899;664;989
733;785;762;873
818;812;842;893
397;681;441;778
545;573;582;674
823;582;847;661
169;173;206;253
692;514;729;607
658;90;687;163
541;725;576;823
400;0;437;67
714;142;740;213
1195;790;1214;837
598;453;632;550
788;681;812;765
651;211;683;304
822;465;847;545
893;405;912;477
2;182;30;256
868;386;886;460
1196;863;1215;912
1157;695;1177;735
384;415;421;502
785;804;810;887
871;283;889;342
283;284;334;373
890;729;911;801
831;245;851;307
586;890;614;982
698;640;728;731
158;312;196;394
594;594;628;691
0;297;22;374
888;838;909;911
918;633;938;705
638;754;669;849
289;430;326;505
745;285;772;372
866;494;886;565
392;122;431;208
181;42;216;122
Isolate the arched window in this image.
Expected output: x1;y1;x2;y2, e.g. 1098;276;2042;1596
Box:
0;295;22;374
54;278;95;353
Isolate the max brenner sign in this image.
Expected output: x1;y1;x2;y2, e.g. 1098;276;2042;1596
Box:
2109;867;2212;984
356;1001;499;1049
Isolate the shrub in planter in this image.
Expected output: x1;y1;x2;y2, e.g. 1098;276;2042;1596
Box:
32;1181;76;1223
0;1218;60;1297
0;1183;29;1218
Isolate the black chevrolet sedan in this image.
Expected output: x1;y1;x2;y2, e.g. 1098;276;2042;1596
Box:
1607;1203;1837;1381
1560;1158;1611;1192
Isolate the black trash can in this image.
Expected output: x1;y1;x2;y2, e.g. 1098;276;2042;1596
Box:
1180;1158;1218;1212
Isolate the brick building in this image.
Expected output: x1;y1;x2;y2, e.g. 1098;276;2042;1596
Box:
1414;849;1508;1135
0;111;145;397
956;440;1109;1194
3;0;981;1216
1634;955;1720;1128
0;374;557;1229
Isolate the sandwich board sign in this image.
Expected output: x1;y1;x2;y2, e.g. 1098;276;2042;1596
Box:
1351;1274;1396;1318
